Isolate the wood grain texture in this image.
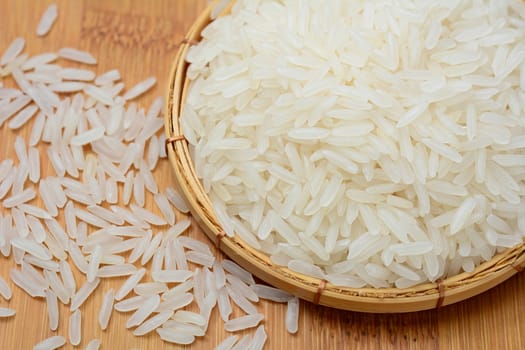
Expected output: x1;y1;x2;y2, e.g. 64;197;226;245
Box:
0;1;524;349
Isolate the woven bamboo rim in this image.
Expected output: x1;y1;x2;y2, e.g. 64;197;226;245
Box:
164;2;525;313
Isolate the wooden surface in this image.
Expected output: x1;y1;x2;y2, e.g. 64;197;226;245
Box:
1;1;525;349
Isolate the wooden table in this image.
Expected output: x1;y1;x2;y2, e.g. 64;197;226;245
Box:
1;1;524;349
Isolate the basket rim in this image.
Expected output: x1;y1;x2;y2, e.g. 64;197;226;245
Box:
164;1;525;313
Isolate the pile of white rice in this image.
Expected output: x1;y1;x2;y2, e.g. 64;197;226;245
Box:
1;2;300;349
182;0;525;288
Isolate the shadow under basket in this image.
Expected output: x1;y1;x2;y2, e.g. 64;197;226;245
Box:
164;2;525;313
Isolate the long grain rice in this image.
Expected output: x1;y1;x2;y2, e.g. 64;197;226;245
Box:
134;282;168;296
98;289;114;330
156;328;195;345
214;335;239;350
58;48;96;65
250;325;267;350
33;336;66;350
133;311;173;336
86;339;101;350
36;4;58;36
180;0;525;290
115;268;146;301
59;260;77;296
155;292;193;313
69;309;82;346
224;313;264;332
285;297;299;334
45;289;59;331
70;278;100;311
1;38;25;66
123;77;156;101
0;307;15;317
125;294;160;328
231;335;253;350
0;276;12;300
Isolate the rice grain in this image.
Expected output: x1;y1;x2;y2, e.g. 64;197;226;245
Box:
69;309;82;346
98;289;114;330
36;4;58;36
33;335;66;350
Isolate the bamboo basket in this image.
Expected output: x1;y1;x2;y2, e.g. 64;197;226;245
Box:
164;2;525;313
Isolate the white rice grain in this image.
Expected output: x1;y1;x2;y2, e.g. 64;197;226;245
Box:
21;52;57;70
69;309;82;346
45;289;59;331
231;335;253;350
172;310;206;326
186;250;215;268
224;313;264;332
226;274;258;302
165;187;190;213
8;104;38;129
58;47;96;64
59;260;76;296
98;288;114;330
97;264;136;278
33;336;66;350
70;278;100;311
132;171;145;207
140;232;163;265
161;320;205;336
95;69;120;85
217;287;232;321
36;4;58;36
152;270;193;283
250;325;268;350
226;284;258;315
68;240;88;274
28;147;40;183
130;204;166;226
0;95;32;127
115;268;146;301
154;193;175;225
85;339;101;350
86;245;103;283
133;310;174;336
0;276;12;300
84;84;113;105
1;37;25;65
221;260;255;285
215;336;238;350
125;294;160;328
286;297;299;334
0;307;15;318
70;126;105;146
114;295;148;312
11;237;51;260
9;268;46;298
49;81;85;92
44;269;69;304
156;328;195;345
155;292;193;313
123;77;156;101
148;135;160;170
134;282;168;296
161;279;194;300
58;68;95;81
3;188;36;208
